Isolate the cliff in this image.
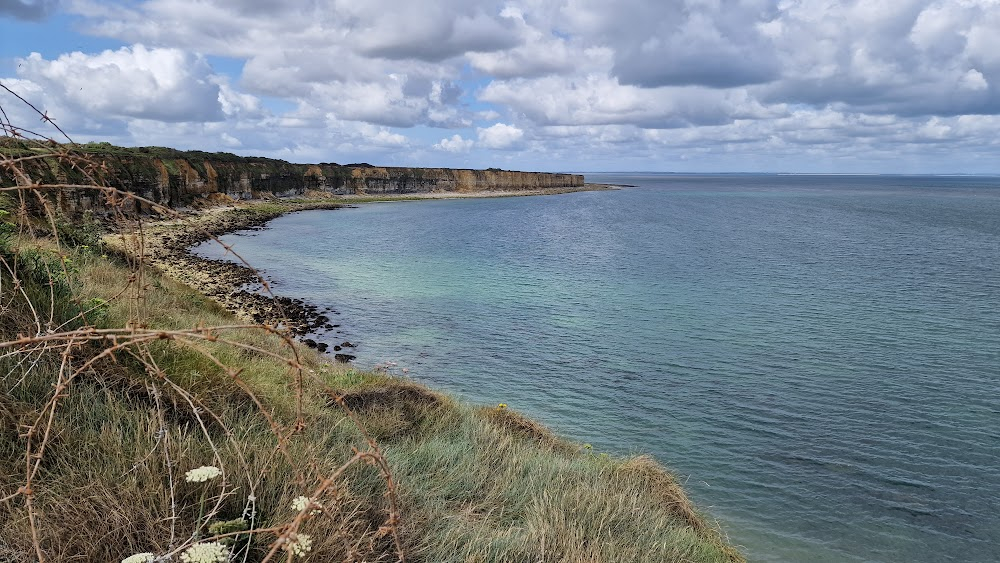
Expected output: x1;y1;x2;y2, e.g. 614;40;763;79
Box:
0;141;584;212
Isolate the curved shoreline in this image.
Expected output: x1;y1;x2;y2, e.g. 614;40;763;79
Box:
121;185;615;356
119;200;345;343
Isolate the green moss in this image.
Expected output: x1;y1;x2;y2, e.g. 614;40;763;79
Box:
161;159;180;176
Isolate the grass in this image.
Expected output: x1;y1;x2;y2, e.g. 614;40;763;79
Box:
1;233;744;562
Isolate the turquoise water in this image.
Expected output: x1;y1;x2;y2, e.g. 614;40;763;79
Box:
196;175;1000;562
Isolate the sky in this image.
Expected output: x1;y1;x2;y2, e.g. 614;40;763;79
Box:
1;0;999;173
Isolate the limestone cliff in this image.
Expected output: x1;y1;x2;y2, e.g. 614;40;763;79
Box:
0;141;584;212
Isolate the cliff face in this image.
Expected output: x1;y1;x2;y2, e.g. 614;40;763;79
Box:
346;166;583;194
1;142;584;212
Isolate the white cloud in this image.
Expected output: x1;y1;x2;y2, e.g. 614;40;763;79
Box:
465;7;581;78
959;69;989;91
220;132;241;147
1;0;999;172
217;80;262;117
477;123;523;149
358;124;409;147
434;134;475;152
481;74;773;128
16;45;223;122
754;0;1000;116
352;5;521;61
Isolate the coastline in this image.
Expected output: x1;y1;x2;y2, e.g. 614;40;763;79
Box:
30;182;747;562
116;184;616;355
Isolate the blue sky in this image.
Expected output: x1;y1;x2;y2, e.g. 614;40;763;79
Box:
2;0;999;173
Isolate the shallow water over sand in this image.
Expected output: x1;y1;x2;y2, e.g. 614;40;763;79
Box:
196;174;1000;562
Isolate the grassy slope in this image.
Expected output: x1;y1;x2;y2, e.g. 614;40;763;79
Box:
0;237;743;562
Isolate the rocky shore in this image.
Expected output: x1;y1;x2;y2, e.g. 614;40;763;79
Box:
110;200;347;351
115;186;612;360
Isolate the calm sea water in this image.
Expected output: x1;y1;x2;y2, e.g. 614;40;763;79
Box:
196;175;1000;562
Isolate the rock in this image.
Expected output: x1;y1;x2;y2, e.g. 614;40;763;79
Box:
334;353;356;363
333;345;342;351
316;342;329;352
302;338;318;349
340;341;356;348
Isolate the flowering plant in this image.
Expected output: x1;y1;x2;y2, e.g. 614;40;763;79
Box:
179;541;230;563
288;533;313;557
185;465;222;483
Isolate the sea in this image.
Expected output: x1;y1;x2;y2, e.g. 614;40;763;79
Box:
194;174;1000;562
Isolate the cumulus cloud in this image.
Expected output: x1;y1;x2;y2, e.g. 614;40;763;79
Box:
754;0;1000;116
353;4;521;61
608;1;781;88
220;132;241;147
434;134;474;152
68;0;513;125
481;74;775;128
477;123;523;149
465;6;584;78
16;45;223;122
959;70;989;92
357;124;409;147
217;80;262;118
2;0;998;171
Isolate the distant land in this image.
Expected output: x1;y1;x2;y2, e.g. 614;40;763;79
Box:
0;139;584;212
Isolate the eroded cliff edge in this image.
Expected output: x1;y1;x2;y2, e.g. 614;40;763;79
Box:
2;141;583;212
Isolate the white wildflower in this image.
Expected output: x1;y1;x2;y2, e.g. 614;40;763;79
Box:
121;553;156;563
288;533;313;556
290;495;321;514
290;495;309;511
184;465;222;483
179;541;230;563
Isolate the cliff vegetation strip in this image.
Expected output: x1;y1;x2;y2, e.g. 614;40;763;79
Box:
0;102;743;562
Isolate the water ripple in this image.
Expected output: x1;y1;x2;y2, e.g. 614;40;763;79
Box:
196;175;1000;563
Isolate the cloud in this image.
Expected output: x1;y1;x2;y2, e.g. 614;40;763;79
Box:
752;0;1000;116
481;74;774;129
959;69;989;92
2;0;999;172
609;3;781;88
465;6;584;79
357;124;409;147
353;5;521;61
220;132;241;147
216;80;262;118
434;134;474;152
16;45;223;122
0;0;58;20
477;123;523;149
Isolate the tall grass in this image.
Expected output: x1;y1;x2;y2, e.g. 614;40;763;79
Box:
1;84;743;562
